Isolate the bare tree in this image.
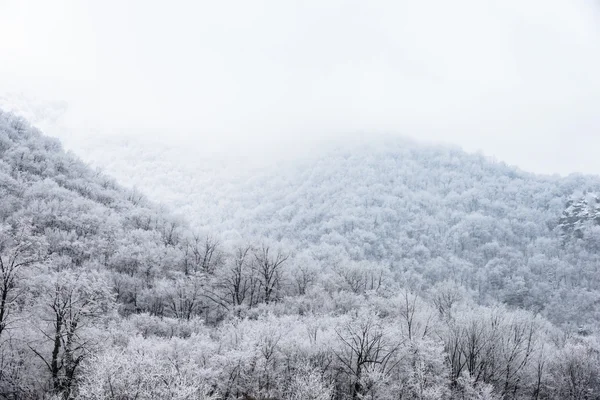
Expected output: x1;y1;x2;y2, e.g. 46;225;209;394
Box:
183;234;224;275
333;261;383;295
29;270;114;398
445;316;497;386
253;246;288;304
334;314;401;399
0;225;43;338
497;318;537;398
399;290;419;341
161;219;181;247
166;274;205;320
126;187;146;207
219;245;257;307
292;263;317;296
431;281;464;319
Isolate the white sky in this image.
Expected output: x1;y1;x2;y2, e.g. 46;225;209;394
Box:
1;0;600;175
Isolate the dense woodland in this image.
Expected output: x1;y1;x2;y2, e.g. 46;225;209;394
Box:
1;109;600;399
74;130;600;330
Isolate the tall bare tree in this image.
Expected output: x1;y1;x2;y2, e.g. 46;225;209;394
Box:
183;234;224;275
334;314;401;399
253;246;288;304
219;244;257;307
29;270;114;397
0;224;43;338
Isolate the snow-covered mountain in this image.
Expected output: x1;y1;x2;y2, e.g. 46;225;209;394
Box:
2;107;600;399
3;96;600;328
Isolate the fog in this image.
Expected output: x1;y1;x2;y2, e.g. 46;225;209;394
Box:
1;0;600;175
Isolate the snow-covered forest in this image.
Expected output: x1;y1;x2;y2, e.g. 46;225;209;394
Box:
1;109;600;400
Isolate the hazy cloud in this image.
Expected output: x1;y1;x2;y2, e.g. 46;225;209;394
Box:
1;0;599;174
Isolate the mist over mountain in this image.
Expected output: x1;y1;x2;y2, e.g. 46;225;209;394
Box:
50;128;600;329
3;0;600;397
2;108;600;399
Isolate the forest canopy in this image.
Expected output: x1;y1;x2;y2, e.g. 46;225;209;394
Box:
1;109;599;399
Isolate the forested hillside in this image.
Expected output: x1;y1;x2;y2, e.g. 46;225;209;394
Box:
208;139;600;329
72;134;600;330
1;109;600;399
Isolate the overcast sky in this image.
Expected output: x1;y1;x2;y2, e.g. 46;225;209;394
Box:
1;0;600;175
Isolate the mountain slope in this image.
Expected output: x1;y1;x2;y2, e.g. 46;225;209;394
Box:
62;134;600;328
2;109;600;399
208;138;600;326
0;109;187;268
0;109;195;396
